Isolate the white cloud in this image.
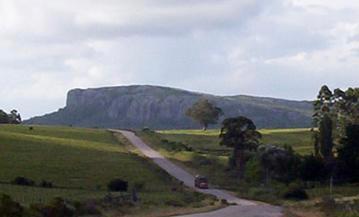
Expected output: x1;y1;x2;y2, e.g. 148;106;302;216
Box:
0;0;358;118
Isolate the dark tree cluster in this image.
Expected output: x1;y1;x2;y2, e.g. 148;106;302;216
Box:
312;85;359;182
0;109;22;124
217;85;358;198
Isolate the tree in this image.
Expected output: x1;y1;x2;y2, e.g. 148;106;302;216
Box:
258;144;301;184
313;85;335;163
8;110;21;124
313;85;335;126
319;114;334;161
219;116;261;179
0;110;9;124
337;124;359;182
186;99;223;130
333;88;359;136
300;154;327;182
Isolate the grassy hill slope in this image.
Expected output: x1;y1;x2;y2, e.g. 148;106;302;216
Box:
0;125;218;216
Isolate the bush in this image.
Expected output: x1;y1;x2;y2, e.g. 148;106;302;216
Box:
40;180;53;188
11;177;35;186
161;139;192;152
193;155;213;166
0;194;24;217
73;200;100;216
282;183;308;200
258;144;301;184
244;157;263;183
107;179;128;192
300;155;328;182
30;197;75;217
142;127;154;133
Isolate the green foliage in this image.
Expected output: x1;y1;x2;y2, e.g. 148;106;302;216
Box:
337;124;359;182
282;182;308;200
319;114;334;161
244;157;263;184
0;194;24;217
160;139;193;152
257;144;301;184
0;109;21;124
0;110;10;124
186;99;223;130
220;116;261;178
319;196;359;217
300;154;327;182
107;179;128;192
11;177;35;187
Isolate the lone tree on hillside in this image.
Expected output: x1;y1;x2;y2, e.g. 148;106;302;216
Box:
219;116;261;179
9;110;21;124
185;99;223;130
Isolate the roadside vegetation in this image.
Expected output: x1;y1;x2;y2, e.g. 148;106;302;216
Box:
0;124;220;217
138;85;359;217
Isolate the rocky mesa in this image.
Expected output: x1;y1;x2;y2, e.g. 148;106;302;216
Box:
25;85;313;129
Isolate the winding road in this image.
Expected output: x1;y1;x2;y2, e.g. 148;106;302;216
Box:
110;129;283;217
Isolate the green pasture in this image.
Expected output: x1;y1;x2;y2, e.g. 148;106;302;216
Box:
0;124;212;209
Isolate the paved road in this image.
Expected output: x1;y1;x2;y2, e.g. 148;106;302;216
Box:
111;129;283;217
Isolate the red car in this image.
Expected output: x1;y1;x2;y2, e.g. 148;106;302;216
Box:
194;175;209;189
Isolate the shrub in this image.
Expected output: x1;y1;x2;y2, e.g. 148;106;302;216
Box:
11;177;35;186
244;157;263;183
73;200;100;216
30;197;75;217
220;199;229;205
258;144;301;184
107;179;128;192
161;139;192;152
193;155;213;166
0;194;24;217
142;127;154;133
282;183;308;200
300;155;328;182
40;180;53;188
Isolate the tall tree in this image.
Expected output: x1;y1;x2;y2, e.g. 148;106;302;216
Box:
8;110;21;124
219;116;261;179
313;85;335;162
186;99;223;130
333;88;359;136
319;114;334;161
313;85;335;126
337;124;359;182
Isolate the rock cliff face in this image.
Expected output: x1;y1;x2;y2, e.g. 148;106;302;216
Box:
25;85;313;129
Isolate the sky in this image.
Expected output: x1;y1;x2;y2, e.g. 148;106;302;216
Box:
0;0;358;119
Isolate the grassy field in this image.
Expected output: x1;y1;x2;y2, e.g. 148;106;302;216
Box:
0;124;220;216
159;128;314;155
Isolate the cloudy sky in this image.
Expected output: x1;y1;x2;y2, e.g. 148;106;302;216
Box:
0;0;358;119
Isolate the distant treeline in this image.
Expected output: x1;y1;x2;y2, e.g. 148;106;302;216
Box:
0;109;22;124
